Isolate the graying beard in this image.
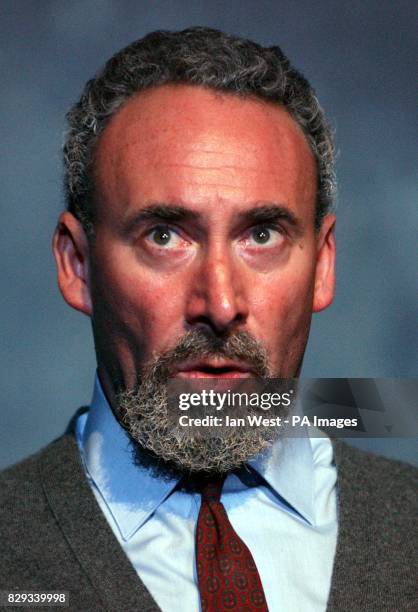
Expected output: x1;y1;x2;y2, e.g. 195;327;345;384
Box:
115;329;284;476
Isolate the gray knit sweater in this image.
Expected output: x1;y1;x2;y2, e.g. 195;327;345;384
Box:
0;434;416;611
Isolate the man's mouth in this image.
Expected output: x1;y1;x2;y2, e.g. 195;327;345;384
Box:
171;359;255;379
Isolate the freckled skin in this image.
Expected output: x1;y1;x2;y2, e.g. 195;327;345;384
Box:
53;85;335;406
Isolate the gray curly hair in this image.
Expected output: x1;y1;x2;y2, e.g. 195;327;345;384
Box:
64;27;335;233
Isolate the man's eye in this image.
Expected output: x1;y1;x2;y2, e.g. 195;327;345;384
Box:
249;226;283;246
148;226;181;247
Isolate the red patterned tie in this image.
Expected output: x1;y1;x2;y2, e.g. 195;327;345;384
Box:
196;477;269;611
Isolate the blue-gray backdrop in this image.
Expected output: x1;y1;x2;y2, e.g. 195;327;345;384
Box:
1;0;416;468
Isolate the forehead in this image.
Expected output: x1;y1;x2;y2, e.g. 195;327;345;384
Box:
92;84;317;224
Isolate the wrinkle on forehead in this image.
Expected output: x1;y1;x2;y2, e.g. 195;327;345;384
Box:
92;84;317;224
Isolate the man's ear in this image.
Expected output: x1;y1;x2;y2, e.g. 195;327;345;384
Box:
312;214;336;313
52;211;92;316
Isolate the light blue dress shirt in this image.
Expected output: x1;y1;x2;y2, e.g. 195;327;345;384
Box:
76;376;338;612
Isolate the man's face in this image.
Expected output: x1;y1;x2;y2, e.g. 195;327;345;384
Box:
55;83;335;431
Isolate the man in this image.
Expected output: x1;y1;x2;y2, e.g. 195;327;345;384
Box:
1;28;416;611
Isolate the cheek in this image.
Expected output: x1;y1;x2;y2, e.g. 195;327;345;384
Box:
257;262;315;318
251;267;315;356
90;256;185;362
130;283;184;350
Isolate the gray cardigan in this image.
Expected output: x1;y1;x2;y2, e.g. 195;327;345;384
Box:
0;434;416;611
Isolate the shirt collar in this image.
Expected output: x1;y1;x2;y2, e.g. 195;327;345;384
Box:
247;426;314;524
77;374;316;541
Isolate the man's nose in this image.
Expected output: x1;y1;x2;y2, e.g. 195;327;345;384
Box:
185;247;249;335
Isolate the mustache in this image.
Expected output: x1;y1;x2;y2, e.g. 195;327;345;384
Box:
145;328;270;381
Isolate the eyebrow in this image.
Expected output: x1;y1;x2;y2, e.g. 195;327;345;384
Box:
121;202;303;236
237;205;301;231
121;204;200;235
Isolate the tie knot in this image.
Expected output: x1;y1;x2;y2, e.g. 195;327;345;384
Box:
200;476;225;503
